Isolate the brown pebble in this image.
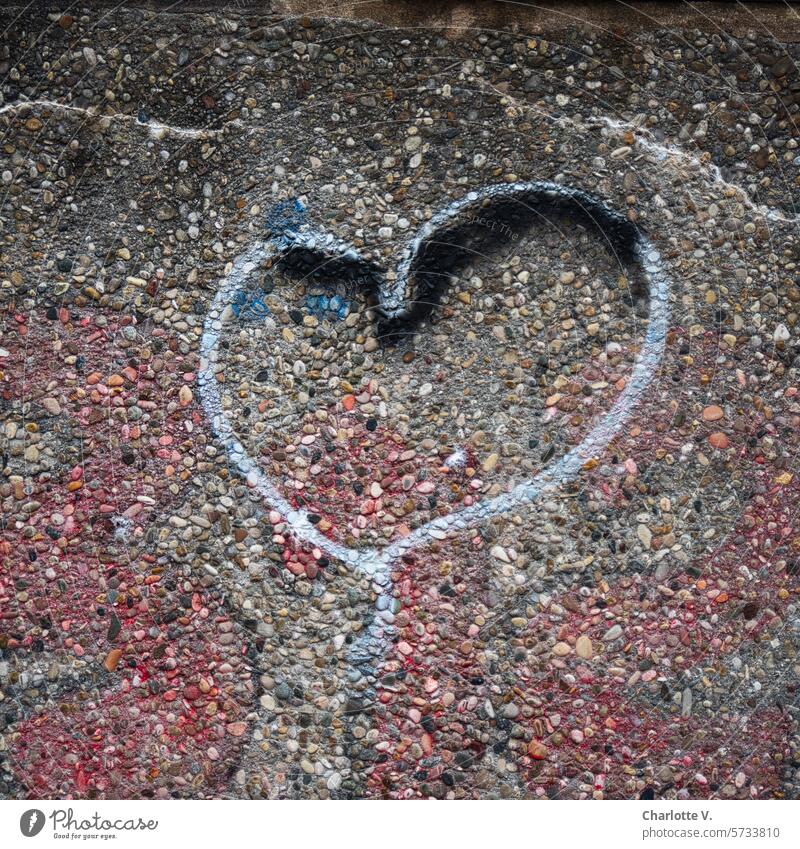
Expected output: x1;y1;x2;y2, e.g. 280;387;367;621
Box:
708;431;729;449
103;648;123;672
528;740;548;759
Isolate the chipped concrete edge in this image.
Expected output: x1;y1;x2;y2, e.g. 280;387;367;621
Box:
5;2;800;41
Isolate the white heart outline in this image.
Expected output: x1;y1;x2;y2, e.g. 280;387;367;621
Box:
197;182;671;587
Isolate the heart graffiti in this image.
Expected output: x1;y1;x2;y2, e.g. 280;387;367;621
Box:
198;182;671;590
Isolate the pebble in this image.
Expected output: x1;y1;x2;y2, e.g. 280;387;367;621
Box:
575;635;593;659
702;405;724;421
